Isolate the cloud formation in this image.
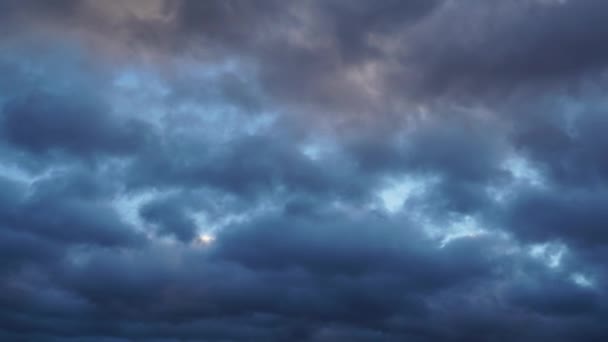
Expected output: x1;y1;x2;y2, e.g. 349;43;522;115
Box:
2;1;608;341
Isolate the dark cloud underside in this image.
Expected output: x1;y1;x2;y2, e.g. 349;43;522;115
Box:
2;1;608;341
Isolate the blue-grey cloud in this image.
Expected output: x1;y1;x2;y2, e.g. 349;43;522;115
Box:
2;1;608;341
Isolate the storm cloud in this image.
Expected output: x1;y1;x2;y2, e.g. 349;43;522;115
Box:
2;1;608;341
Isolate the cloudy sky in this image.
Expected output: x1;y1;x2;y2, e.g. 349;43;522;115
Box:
1;0;608;341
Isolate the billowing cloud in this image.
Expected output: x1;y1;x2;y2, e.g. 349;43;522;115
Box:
2;1;608;341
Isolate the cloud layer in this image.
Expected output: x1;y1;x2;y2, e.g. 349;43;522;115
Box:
2;1;608;341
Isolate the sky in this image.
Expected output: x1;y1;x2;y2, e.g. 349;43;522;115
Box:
1;0;608;341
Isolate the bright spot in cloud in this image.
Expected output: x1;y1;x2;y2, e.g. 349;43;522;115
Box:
112;190;162;235
113;71;140;89
196;233;216;246
301;143;323;160
439;215;486;248
376;176;430;214
571;273;593;288
493;155;547;204
529;242;566;269
504;155;545;187
0;164;33;183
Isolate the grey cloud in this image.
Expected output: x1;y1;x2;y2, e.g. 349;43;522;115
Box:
139;195;198;242
3;0;608;341
405;0;608;97
1;91;151;158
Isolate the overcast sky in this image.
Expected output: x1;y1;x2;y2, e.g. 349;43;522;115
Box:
1;1;608;341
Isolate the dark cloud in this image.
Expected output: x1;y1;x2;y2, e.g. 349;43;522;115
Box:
1;91;151;158
215;209;493;282
126;131;368;202
405;0;608;97
0;171;143;248
504;186;608;248
0;228;61;274
2;0;608;341
0;207;505;341
510;96;608;185
139;195;198;242
507;273;601;317
0;0;80;27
